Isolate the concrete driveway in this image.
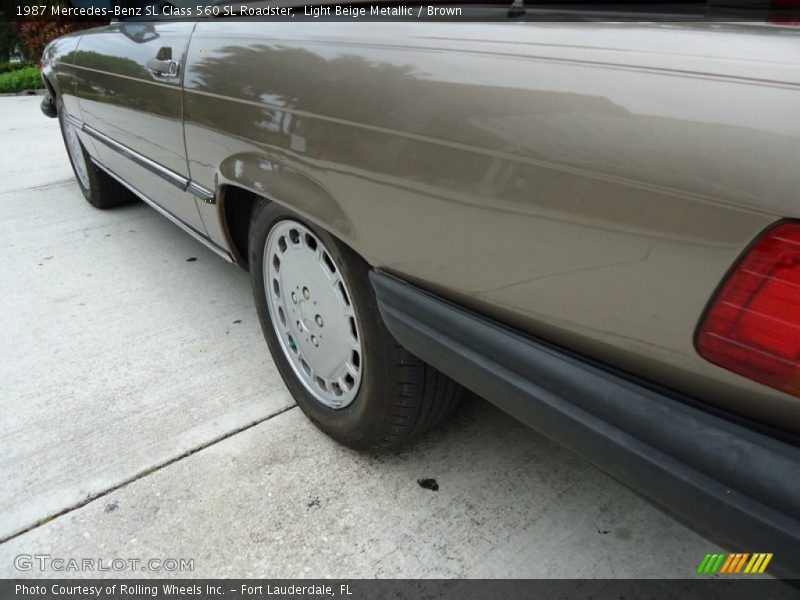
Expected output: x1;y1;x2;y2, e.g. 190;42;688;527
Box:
0;96;719;578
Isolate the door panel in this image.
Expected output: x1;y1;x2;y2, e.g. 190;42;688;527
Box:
74;22;204;231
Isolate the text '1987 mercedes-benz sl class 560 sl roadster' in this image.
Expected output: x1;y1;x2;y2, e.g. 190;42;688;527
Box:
39;6;800;577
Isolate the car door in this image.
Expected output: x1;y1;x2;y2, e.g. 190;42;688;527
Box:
73;21;208;232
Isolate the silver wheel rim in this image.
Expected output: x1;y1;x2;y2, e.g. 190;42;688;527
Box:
264;219;363;409
62;107;90;189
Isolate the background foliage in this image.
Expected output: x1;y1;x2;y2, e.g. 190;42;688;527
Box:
0;1;105;64
0;1;106;92
0;64;44;93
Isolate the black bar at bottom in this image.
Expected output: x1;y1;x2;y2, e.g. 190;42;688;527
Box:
2;579;799;600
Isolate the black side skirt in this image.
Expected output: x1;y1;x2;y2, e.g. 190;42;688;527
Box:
370;270;800;578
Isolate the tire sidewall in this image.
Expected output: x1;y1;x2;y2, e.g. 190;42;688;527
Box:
56;96;94;201
250;202;398;446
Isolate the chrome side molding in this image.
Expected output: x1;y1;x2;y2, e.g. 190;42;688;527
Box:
92;158;233;263
84;123;187;190
64;114;84;130
185;180;215;204
69;115;216;204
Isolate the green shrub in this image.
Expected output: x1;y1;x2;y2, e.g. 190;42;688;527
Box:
0;65;44;93
0;62;31;75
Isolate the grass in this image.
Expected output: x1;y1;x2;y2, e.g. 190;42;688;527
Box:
0;65;44;93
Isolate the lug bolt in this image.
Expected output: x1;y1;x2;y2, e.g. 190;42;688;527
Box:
291;292;297;304
303;287;310;299
315;314;323;327
311;335;319;347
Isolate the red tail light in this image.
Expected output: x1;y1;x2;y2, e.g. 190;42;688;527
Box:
696;221;800;397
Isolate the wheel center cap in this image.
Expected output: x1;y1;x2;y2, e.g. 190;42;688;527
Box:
300;309;316;332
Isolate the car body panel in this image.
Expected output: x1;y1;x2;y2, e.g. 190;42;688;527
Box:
72;22;207;232
45;21;800;432
180;22;800;431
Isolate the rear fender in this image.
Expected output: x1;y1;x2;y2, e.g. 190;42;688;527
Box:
217;153;355;243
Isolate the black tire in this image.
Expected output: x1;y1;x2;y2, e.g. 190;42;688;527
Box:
250;200;462;450
57;96;136;209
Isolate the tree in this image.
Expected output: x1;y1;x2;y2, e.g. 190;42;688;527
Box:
0;1;106;64
0;21;18;63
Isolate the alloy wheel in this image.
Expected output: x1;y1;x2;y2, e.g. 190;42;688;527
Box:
263;219;363;409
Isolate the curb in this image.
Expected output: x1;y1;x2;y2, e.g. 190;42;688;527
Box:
0;89;46;97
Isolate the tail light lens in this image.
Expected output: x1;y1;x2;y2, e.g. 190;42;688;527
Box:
696;221;800;397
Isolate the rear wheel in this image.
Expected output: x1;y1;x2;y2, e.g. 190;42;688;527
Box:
57;96;136;209
250;200;462;450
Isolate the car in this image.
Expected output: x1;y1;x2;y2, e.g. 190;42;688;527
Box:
40;12;800;577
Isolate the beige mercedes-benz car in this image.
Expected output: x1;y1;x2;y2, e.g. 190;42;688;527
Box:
40;7;799;576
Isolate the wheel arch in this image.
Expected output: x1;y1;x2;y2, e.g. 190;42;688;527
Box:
42;74;57;102
217;153;360;270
